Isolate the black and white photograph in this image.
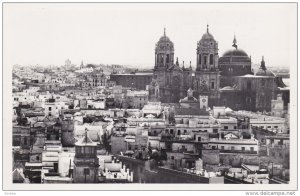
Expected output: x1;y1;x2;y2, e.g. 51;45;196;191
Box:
2;1;298;192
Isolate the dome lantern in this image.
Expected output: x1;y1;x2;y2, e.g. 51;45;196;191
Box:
232;34;238;50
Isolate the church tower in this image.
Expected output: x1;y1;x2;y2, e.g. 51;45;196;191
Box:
154;28;174;70
153;28;175;88
73;130;99;183
152;28;193;103
194;25;220;106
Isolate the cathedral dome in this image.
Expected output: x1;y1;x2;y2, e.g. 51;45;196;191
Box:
158;35;172;43
199;25;216;43
223;49;248;57
201;32;215;41
219;36;251;64
157;28;174;46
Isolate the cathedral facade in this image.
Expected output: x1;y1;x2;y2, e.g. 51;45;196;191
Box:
153;28;193;103
149;26;289;112
152;26;220;106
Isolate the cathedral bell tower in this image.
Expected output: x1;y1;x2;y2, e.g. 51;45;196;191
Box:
154;28;174;70
153;28;175;88
194;25;220;106
152;28;177;103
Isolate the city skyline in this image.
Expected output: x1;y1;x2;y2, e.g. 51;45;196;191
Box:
4;3;296;68
6;2;294;189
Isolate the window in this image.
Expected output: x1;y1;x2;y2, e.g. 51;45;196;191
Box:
166;54;170;63
199;54;202;65
49;107;52;111
221;146;224;150
204;56;207;66
184;130;187;134
84;168;90;175
209;54;214;65
84;147;94;154
234;126;237;129
224;126;228;130
171;156;174;160
241;147;245;151
198;137;201;142
170;129;174;134
231;146;235;151
177;130;181;135
211;82;214;89
250;147;254;151
36;156;39;161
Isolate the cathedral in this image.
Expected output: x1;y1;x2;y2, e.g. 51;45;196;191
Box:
148;26;289;112
152;26;220;106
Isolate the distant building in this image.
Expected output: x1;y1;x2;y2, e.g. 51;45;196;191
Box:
271;94;285;117
109;72;153;90
80;71;108;88
124;90;148;109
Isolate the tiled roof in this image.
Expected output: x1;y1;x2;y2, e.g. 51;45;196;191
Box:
75;131;97;146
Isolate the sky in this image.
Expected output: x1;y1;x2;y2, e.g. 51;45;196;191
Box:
3;3;297;69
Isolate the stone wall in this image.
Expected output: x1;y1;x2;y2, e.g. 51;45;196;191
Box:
219;153;259;167
202;149;220;165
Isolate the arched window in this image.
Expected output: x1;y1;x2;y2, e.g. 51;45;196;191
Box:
209;54;214;65
166;54;170;63
204;56;207;66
